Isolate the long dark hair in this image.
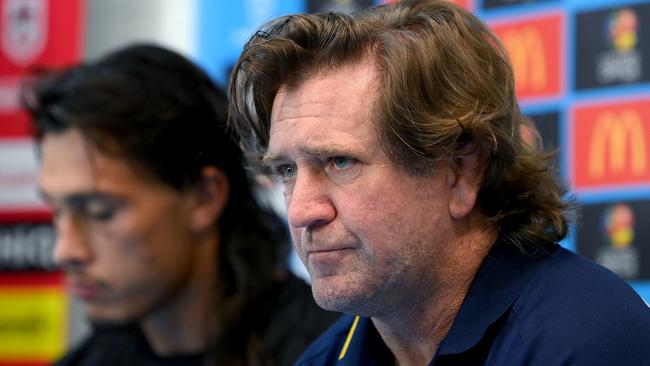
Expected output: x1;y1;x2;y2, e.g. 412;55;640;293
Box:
24;44;290;365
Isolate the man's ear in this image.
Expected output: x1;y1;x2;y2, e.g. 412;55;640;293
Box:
187;166;230;233
446;143;482;220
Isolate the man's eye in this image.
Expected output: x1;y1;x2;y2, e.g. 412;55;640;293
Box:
80;201;119;221
88;207;116;221
277;164;297;180
331;157;354;170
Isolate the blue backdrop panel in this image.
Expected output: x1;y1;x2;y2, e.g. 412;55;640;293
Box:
195;0;650;303
196;0;304;88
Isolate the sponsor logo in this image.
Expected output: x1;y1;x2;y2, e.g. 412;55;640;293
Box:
0;76;21;113
597;8;642;84
490;13;562;100
0;139;47;210
1;0;48;67
0;224;56;270
596;203;640;279
608;8;638;52
603;203;634;248
0;271;66;362
502;26;546;93
589;110;647;179
447;0;471;10
573;100;650;188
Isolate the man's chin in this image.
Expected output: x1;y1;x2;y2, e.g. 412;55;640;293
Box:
87;316;133;327
84;306;141;326
88;319;139;333
311;276;382;316
313;284;364;314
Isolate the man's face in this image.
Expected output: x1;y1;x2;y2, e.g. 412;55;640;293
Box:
39;129;201;323
267;61;459;316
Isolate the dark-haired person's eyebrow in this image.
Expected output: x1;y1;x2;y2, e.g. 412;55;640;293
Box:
38;189;122;204
64;192;124;208
38;190;126;218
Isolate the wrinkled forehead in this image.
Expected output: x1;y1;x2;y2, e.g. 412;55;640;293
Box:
266;60;387;163
271;57;381;124
277;49;380;91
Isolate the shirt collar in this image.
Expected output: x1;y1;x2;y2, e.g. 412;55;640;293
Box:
437;242;553;355
337;243;554;363
337;316;394;365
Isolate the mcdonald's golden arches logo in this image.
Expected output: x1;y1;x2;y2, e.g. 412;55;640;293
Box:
573;99;650;188
490;13;562;100
589;110;647;179
501;26;547;92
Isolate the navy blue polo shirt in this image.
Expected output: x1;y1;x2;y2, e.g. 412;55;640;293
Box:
295;244;650;366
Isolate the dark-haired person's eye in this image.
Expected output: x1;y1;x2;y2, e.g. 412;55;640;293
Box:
71;198;122;222
86;200;120;221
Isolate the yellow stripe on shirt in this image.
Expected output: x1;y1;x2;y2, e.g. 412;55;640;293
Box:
338;315;360;361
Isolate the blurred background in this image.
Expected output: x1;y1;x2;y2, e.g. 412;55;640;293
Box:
0;0;648;364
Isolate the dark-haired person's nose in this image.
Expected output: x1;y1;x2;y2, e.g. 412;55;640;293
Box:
53;214;93;269
287;171;336;230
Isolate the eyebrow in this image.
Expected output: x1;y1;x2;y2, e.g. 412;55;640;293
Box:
38;189;124;208
262;144;360;166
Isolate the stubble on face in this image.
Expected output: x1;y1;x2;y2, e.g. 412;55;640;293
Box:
270;60;457;318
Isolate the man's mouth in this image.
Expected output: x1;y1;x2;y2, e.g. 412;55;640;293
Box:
67;277;105;300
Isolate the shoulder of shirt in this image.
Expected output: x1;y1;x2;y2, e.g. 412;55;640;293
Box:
293;314;357;365
262;272;341;365
52;326;145;366
52;333;96;366
276;273;341;326
262;272;342;338
510;246;650;360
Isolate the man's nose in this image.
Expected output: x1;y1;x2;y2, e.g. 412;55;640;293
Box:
287;170;336;230
53;214;93;268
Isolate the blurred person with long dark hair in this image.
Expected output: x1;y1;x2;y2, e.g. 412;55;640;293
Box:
23;44;338;366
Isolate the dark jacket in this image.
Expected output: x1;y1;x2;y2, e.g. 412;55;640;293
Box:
55;273;339;366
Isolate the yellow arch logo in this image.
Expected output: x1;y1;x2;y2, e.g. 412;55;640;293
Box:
589;110;647;179
501;27;547;92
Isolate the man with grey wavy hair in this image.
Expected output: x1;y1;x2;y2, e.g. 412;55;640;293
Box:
229;1;650;365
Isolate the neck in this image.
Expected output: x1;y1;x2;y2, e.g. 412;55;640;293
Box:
140;234;219;356
374;221;496;366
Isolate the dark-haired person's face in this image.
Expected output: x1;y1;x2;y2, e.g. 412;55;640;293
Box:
38;129;207;323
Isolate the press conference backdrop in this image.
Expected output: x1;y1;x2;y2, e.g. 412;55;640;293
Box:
0;0;649;364
0;1;83;365
195;0;650;300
